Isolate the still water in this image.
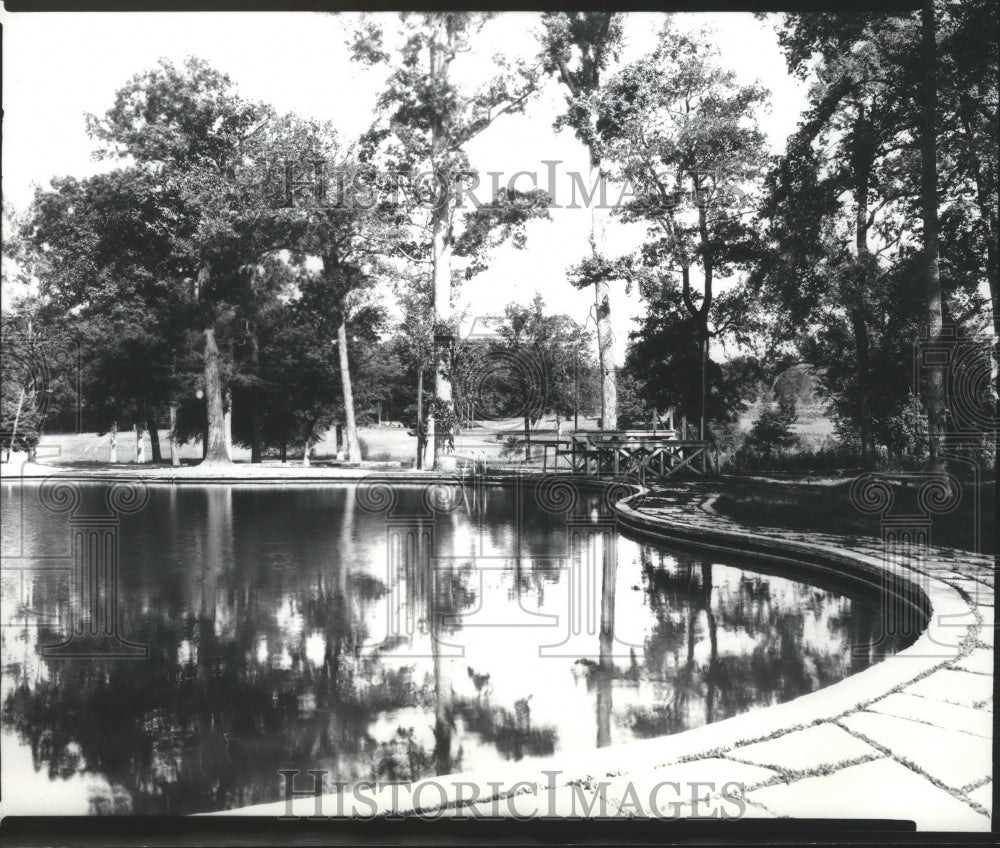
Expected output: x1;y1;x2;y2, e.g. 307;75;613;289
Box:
1;480;914;815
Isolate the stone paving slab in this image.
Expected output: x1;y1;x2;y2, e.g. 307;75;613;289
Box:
952;648;994;676
743;757;987;830
967;781;992;816
601;758;778;816
866;692;992;740
727;723;879;774
946;576;994;594
738;800;780;818
902;668;994;707
838;712;991;792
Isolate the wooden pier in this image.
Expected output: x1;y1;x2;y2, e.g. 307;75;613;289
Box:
540;429;718;482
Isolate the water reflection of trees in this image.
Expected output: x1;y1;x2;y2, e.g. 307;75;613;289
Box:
4;487;388;813
2;483;905;815
625;546;900;738
2;484;556;814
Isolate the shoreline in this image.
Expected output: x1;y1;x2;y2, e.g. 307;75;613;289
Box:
1;459;993;827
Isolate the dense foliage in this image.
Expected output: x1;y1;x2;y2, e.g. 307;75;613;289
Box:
2;5;996;476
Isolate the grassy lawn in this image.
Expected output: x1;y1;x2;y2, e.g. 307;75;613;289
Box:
709;476;995;555
28;416;593;467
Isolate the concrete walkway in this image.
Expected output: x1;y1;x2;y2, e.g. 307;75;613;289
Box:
3;461;993;827
608;487;993;830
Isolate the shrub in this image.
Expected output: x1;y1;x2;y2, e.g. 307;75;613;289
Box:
724;443;864;475
749;398;798;452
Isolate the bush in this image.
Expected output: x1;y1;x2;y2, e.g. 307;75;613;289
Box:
724;443;864;475
729;397;799;471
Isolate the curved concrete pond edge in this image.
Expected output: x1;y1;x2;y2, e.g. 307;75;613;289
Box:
2;464;993;827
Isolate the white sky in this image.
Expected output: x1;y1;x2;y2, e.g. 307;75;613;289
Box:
1;11;808;359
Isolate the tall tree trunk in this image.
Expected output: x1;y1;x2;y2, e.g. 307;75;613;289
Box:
6;386;25;462
202;323;232;466
594;278;617;430
429;19;456;470
852;104;877;470
681;233;714;446
699;320;708;441
850;308;877;469
6;318;31;461
249;325;262;463
430;205;454;472
223;389;233;458
696;197;715;442
416;351;425;470
590;156;617;431
169;403;180;467
956;95;999;481
249;408;262;464
956;95;999;344
920;0;946;472
134;420;146;464
337;316;362;463
681;264;712;439
146;406;163;464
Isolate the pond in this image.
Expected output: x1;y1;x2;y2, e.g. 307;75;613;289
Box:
0;479;916;815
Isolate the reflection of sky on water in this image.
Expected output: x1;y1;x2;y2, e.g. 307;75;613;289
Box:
0;482;911;815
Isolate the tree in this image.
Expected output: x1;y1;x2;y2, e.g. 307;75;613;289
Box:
469;295;593;460
937;0;999;477
262;115;417;463
598;20;770;441
389;268;436;469
352;13;542;468
2;215;47;458
1;314;45;459
919;0;946;471
85;57;278;467
937;0;997;349
743;395;799;459
77;306;193;463
540;11;624;430
761;14;914;467
760;7;993;469
257;298;345;463
21;167;198;458
221;256;391;464
623;284;751;434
